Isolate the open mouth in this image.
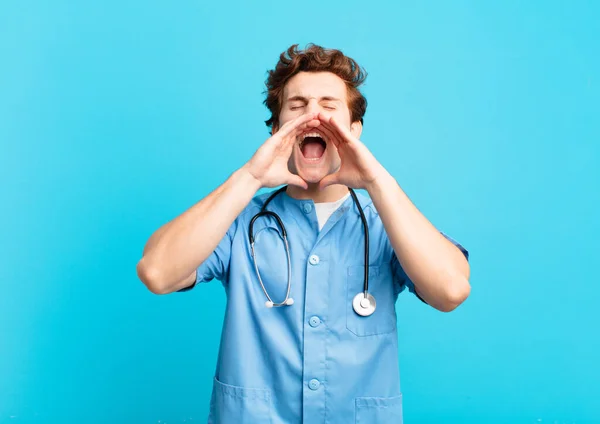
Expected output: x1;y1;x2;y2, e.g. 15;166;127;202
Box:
299;132;327;161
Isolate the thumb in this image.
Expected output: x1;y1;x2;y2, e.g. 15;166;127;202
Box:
319;173;340;190
286;173;308;190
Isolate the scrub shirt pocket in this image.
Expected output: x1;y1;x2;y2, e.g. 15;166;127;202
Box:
346;265;397;336
208;377;272;424
355;395;403;423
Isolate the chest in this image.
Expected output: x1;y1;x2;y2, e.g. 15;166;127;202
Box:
240;210;399;337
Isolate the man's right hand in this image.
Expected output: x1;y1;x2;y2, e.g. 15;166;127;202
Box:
137;113;320;294
243;112;320;190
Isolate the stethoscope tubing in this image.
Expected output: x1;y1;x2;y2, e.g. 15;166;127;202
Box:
248;186;372;314
348;188;370;297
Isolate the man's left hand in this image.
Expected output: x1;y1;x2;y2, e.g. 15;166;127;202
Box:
317;113;388;190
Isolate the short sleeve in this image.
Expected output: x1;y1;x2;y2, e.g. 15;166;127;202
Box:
176;220;237;292
392;232;469;302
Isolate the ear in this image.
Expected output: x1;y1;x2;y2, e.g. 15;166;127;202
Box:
350;121;363;139
271;122;279;136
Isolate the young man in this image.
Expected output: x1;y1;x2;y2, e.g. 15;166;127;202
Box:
137;44;470;423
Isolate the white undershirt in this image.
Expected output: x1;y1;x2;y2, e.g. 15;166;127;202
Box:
313;192;351;231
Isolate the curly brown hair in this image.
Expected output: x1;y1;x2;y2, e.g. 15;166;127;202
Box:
264;44;368;130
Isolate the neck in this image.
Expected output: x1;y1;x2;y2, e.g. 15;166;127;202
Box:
286;183;349;203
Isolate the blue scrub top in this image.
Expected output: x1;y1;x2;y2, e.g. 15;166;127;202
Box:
180;189;468;424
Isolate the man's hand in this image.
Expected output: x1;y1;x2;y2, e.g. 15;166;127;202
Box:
317;112;471;312
316;113;388;190
244;112;320;190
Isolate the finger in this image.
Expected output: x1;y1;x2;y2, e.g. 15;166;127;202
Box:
286;173;308;190
277;113;319;138
288;113;340;147
315;122;342;148
319;172;340;190
328;116;355;142
318;113;353;144
316;115;347;145
282;118;320;146
290;118;321;139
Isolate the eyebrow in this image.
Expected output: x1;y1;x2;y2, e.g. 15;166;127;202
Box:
286;95;342;103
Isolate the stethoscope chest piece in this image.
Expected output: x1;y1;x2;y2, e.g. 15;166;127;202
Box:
352;292;376;317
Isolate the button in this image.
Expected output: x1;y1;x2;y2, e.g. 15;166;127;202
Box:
309;316;321;327
309;255;320;265
303;203;313;214
308;379;320;390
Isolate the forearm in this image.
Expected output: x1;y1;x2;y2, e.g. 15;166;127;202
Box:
366;171;470;312
137;166;261;294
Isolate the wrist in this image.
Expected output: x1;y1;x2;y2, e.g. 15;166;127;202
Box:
364;167;393;194
238;164;264;191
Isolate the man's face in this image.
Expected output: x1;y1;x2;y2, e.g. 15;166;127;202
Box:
275;71;361;185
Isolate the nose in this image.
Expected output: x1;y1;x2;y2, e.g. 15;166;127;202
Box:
306;99;320;114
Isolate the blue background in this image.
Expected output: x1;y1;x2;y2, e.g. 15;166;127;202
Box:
1;0;598;423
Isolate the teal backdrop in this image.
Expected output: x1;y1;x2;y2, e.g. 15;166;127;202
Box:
1;0;598;423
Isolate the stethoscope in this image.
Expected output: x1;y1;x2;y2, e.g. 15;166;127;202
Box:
248;186;376;317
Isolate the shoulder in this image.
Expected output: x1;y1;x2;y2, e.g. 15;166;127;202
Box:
232;190;273;226
350;190;389;238
352;190;377;216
